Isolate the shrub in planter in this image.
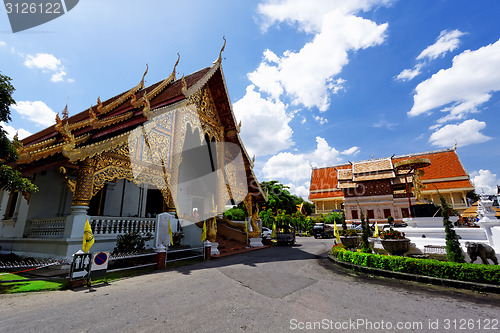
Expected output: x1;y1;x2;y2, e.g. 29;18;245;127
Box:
172;231;184;247
380;228;405;240
339;229;360;237
379;228;409;255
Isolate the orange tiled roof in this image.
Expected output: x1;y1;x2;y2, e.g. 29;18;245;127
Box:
309;190;344;200
310;164;350;191
392;150;469;180
309;149;473;200
421;180;474;190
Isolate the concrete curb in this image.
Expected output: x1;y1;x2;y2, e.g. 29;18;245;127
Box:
327;254;500;294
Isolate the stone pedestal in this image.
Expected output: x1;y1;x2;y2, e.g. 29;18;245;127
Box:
249;238;263;247
155;245;166;270
208;241;220;255
476;195;500;250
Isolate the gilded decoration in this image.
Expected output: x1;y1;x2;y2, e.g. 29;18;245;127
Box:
59;166;76;194
72;157;97;207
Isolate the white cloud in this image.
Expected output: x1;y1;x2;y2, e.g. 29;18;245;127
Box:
409;38;500;118
50;70;68;83
24;53;61;71
397;30;465;82
0;122;31;140
259;137;360;199
429;119;491;148
341;146;360;155
416;29;465;61
313;115;328;125
261;137;350;183
396;64;422;82
262;151;312;183
471;169;499;195
250;10;388;112
372;119;397;130
258;0;392;34
233;85;293;157
23;53;72;83
0;41;6;47
286;182;311;200
11;101;57;127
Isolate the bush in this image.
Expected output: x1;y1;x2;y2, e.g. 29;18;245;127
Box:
113;232;152;254
339;229;360;237
380;228;405;240
331;247;500;285
224;208;246;221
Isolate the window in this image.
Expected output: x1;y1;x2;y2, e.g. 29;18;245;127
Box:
367;209;375;219
401;208;409;218
383;209;391;218
351;209;358;219
4;192;19;220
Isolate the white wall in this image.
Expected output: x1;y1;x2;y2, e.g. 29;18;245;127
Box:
28;169;70;219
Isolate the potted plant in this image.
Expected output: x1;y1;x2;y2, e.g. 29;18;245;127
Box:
172;231;184;247
339;229;361;249
379;228;410;255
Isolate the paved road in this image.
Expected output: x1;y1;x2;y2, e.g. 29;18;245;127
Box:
1;237;499;333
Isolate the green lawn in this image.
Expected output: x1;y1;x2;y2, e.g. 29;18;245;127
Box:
0;272;67;293
0;257;204;294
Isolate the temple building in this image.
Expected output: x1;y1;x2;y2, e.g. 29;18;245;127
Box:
0;47;266;258
309;148;474;223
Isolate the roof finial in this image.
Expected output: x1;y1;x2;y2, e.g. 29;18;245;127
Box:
97;96;103;111
218;36;226;63
453;140;458;150
172;53;180;79
140;64;149;88
181;74;188;96
62;104;68;121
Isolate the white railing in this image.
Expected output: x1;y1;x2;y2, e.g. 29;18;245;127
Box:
89;216;156;236
26;217;66;238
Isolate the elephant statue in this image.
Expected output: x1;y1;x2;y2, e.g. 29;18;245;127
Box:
465;242;499;265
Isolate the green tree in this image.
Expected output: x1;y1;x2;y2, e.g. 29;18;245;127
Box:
440;195;465;263
0;74;37;194
259;208;275;228
259;180;306;215
223;207;246;221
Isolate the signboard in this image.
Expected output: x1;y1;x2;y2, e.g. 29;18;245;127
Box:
70;252;92;281
90;251;109;278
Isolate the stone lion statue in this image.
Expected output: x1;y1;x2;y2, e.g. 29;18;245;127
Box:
465;242;498;265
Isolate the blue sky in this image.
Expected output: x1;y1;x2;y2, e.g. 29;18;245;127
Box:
1;0;499;198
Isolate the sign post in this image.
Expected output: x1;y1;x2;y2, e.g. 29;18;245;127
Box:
70;252;92;285
90;251;109;278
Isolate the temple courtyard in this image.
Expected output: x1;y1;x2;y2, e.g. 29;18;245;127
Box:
1;237;499;332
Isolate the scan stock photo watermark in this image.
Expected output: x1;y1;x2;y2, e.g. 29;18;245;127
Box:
3;0;79;33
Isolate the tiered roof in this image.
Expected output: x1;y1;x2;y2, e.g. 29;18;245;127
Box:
309;148;473;200
14;52;265;201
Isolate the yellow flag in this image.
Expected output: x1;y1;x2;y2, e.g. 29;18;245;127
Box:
200;221;207;242
82;219;94;253
373;221;379;238
168;220;173;246
271;223;276;238
334;221;341;243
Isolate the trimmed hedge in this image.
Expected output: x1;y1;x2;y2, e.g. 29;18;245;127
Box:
332;247;500;285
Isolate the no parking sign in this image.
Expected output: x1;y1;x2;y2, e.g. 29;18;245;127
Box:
90;251;109;278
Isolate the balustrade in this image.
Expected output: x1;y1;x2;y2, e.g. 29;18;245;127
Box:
26;218;66;238
90;216;156;236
